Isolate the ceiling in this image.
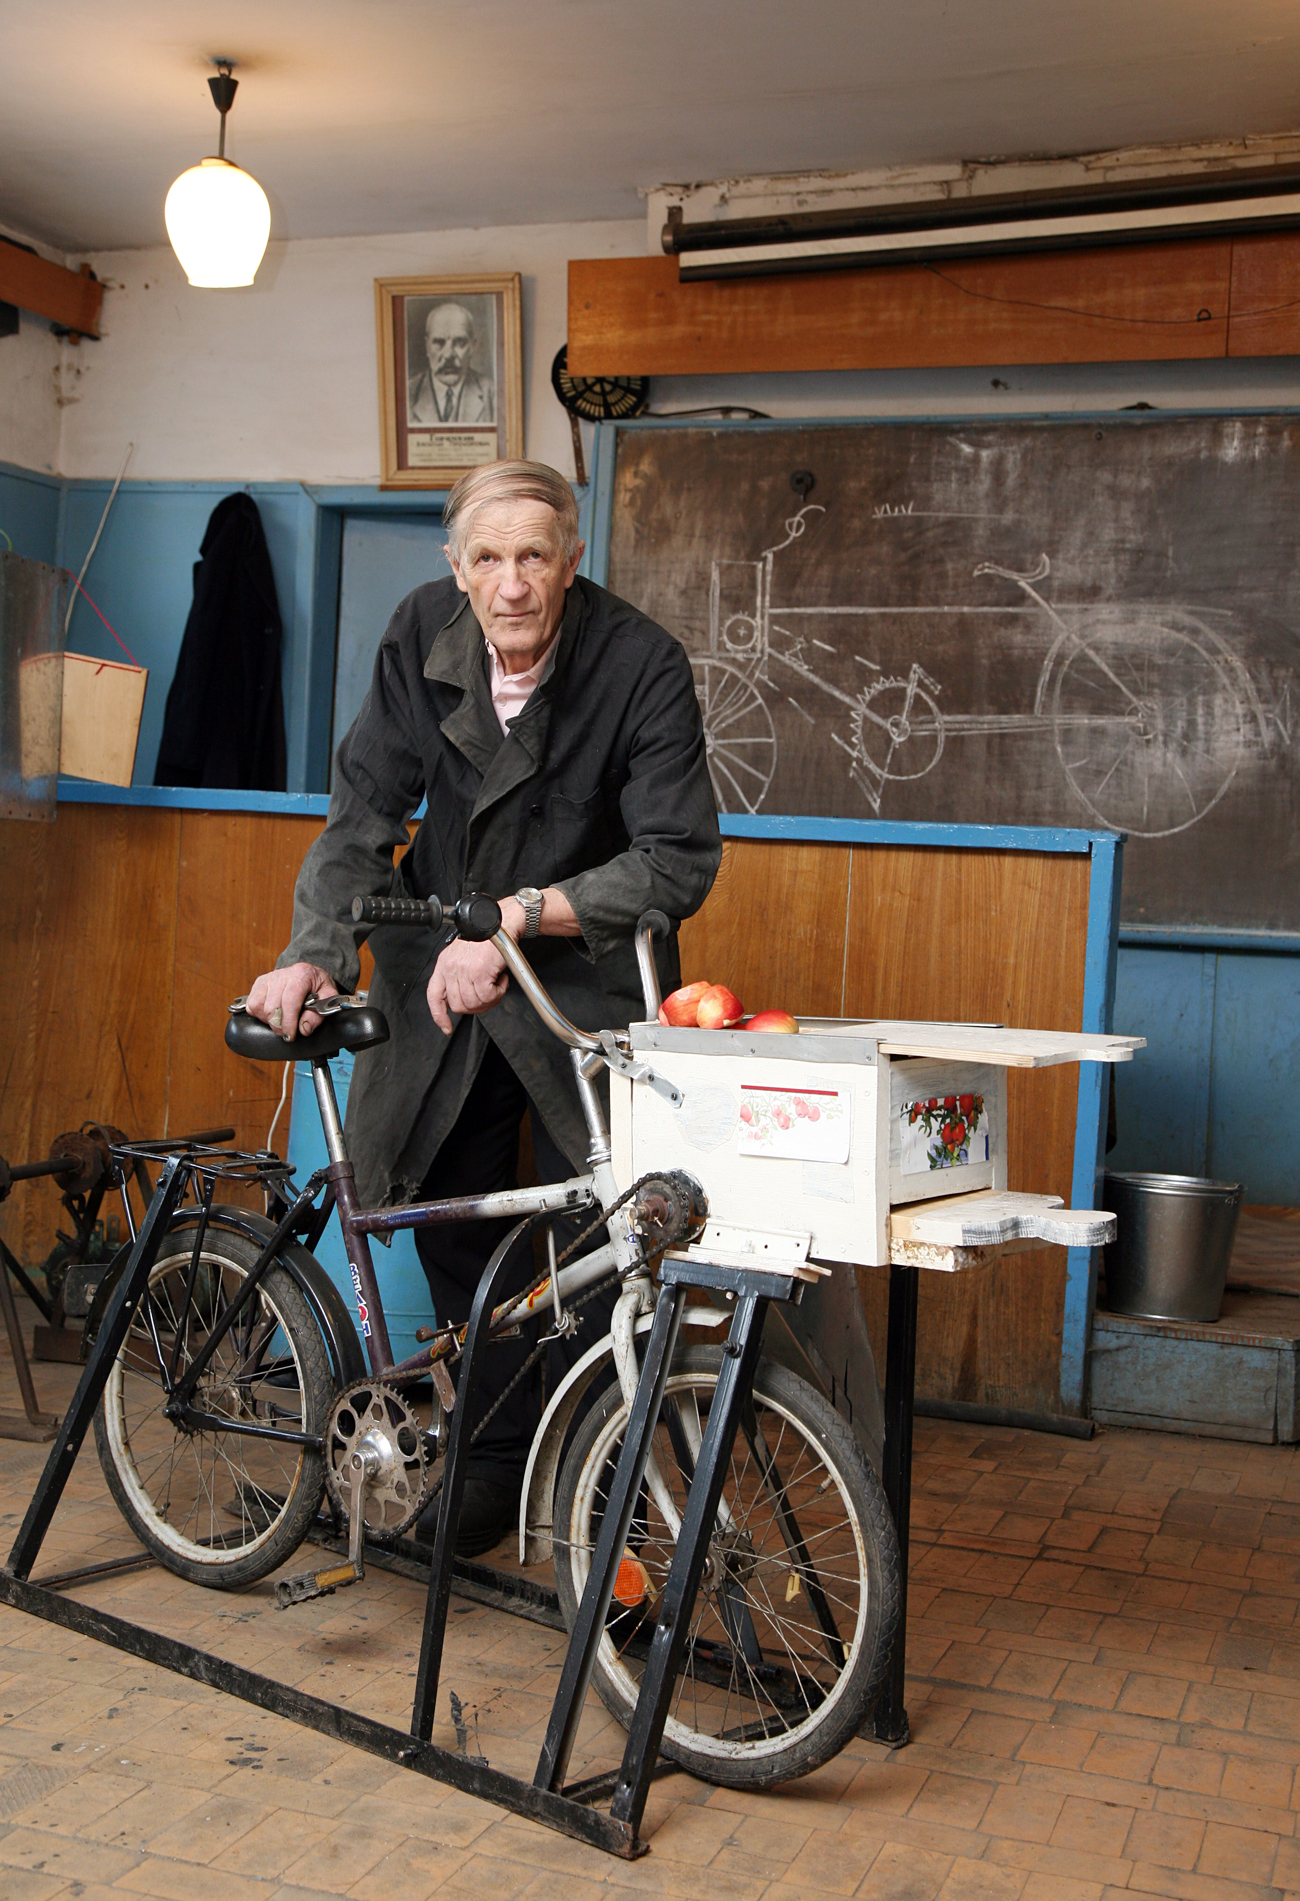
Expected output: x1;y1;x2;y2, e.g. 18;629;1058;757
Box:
4;0;1300;254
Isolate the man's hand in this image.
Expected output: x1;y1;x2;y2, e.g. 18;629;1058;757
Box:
245;963;340;1041
427;939;508;1034
424;888;581;1035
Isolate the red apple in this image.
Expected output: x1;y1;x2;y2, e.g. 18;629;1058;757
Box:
658;980;711;1026
696;983;744;1028
745;1009;799;1034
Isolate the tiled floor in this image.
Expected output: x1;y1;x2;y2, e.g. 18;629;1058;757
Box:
2;1300;1300;1901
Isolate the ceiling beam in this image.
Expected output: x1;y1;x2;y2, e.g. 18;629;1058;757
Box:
0;242;102;338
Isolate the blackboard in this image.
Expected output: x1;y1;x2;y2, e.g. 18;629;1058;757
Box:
605;417;1300;934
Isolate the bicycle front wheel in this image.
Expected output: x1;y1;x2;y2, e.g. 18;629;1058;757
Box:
93;1221;333;1589
552;1345;899;1788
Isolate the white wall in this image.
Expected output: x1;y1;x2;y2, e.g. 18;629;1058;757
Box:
0;315;63;474
0;223;68;475
59;219;646;485
21;203;1300;488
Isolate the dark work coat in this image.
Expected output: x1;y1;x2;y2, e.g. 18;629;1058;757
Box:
155;492;287;790
280;573;721;1207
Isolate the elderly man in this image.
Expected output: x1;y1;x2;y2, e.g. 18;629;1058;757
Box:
408;302;495;426
246;459;720;1554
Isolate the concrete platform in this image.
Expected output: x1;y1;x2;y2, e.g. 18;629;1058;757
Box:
1094;1211;1300;1444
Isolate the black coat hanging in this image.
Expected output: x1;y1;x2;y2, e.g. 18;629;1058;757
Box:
154;491;287;789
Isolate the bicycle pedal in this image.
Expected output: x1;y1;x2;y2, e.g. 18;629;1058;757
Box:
274;1560;358;1608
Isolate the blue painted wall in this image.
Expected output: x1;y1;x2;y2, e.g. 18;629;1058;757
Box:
55;480;332;792
8;469;590;795
0;461;60;566
1111;943;1300;1202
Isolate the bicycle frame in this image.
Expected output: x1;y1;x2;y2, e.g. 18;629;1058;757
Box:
155;914;671;1449
307;927;646;1386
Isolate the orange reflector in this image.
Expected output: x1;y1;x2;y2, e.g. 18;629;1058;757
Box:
613;1554;652;1606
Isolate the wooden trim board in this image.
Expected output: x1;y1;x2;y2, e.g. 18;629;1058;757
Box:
569;233;1300;375
0;243;102;338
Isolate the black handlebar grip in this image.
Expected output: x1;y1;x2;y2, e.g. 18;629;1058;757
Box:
351;894;445;928
639;908;672;941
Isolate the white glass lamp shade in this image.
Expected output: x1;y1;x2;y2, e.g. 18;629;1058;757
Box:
165;157;271;288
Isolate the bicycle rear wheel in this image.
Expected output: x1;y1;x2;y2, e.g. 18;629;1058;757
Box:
552;1344;899;1788
93;1220;333;1589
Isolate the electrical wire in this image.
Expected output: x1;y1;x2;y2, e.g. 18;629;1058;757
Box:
265;1063;291;1155
64;441;133;638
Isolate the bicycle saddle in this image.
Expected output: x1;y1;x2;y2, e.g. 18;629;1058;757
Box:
225;1007;390;1064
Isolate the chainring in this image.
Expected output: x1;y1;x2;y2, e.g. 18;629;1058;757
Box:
324;1379;430;1537
633;1171;708;1256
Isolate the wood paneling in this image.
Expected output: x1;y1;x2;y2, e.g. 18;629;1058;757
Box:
1227;232;1300;357
678;838;1092;1418
1;806;1097;1417
569;242;1232;377
0;806;181;1262
677;838;851;1016
842;846;1089;1199
0;804;393;1265
841;846;1090;1417
167;812;325;1168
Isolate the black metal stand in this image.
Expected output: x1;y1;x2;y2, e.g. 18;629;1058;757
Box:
0;1152;925;1859
8;1157;189;1575
874;1261;919;1747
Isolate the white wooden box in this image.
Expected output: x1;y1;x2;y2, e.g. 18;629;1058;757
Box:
611;1023;888;1267
610;1018;1143;1270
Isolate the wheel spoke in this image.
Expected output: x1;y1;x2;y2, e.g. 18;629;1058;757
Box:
96;1236;323;1584
557;1367;883;1782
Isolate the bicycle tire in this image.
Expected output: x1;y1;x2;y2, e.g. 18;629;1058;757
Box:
552;1344;899;1788
93;1221;333;1589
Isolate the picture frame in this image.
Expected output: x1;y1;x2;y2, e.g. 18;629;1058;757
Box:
374;272;523;489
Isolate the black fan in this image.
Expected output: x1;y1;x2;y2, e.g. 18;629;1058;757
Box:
551;345;649;483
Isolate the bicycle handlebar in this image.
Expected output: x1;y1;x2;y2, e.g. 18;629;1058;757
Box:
351;890;602;1054
352;894;442;928
352;893;503;941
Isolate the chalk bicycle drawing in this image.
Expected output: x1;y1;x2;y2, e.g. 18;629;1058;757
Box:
84;902;899;1790
694;506;1278;837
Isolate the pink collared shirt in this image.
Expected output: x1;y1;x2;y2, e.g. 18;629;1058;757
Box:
486;635;555;735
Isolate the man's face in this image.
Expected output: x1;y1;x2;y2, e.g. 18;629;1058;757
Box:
449;499;584;675
426;305;474;385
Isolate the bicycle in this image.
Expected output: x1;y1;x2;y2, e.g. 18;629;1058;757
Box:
84;898;901;1791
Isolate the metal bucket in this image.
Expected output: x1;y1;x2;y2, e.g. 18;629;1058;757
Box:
1100;1172;1243;1324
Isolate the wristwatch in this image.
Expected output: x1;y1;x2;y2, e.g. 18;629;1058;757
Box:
514;886;544;939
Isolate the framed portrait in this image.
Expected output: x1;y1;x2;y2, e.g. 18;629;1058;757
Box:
375;272;523;488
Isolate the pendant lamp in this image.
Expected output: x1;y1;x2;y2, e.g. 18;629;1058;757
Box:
165;62;271;288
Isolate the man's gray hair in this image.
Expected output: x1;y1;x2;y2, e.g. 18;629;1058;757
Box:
443;460;581;562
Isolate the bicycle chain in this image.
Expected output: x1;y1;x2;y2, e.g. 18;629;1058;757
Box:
429;1169;704;1372
423;1168;705;1492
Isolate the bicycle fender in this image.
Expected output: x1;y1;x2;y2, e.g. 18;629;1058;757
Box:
165;1205;368;1389
518;1304;728;1567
